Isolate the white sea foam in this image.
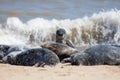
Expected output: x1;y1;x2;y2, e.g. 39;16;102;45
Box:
0;9;120;46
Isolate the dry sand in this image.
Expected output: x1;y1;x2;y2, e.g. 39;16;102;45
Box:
0;63;120;80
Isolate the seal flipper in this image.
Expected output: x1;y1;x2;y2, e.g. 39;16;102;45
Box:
66;40;75;48
61;57;71;63
34;62;46;67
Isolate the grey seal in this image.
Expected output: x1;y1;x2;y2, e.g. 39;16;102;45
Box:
3;48;60;67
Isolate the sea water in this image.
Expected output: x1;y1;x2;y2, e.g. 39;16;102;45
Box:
0;0;120;47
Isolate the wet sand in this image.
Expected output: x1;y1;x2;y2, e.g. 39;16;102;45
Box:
0;63;120;80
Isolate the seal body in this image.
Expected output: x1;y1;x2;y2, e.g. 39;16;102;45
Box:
41;42;78;61
71;45;120;65
0;44;29;60
3;48;60;67
0;45;10;60
56;28;75;48
5;45;29;56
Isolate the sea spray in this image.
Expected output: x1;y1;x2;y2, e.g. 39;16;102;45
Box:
0;10;120;46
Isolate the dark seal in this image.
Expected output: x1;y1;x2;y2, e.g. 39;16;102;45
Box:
3;48;60;67
0;45;10;60
0;44;29;60
70;44;120;65
56;28;75;48
6;45;29;55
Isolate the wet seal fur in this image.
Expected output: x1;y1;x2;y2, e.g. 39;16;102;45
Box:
41;42;78;61
0;45;10;60
3;48;60;67
0;44;29;59
5;45;29;56
70;44;120;65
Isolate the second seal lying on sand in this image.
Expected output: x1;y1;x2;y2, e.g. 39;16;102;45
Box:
65;44;120;65
3;48;60;67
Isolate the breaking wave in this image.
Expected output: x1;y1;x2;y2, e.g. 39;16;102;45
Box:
0;9;120;47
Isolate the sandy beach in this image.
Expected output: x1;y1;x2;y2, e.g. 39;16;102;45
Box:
0;63;120;80
0;0;120;80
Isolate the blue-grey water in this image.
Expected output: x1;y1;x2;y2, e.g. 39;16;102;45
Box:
0;0;120;23
0;0;120;46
